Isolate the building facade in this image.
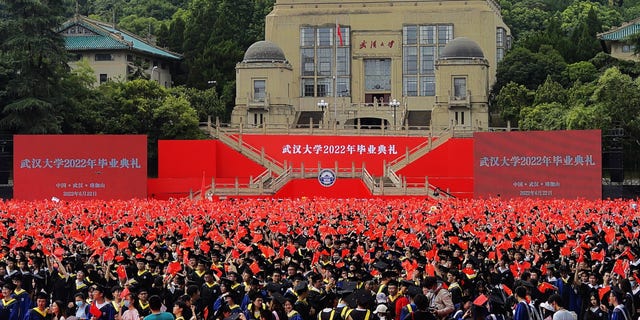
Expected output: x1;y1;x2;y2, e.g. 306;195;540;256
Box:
59;15;182;87
232;0;510;131
598;18;640;62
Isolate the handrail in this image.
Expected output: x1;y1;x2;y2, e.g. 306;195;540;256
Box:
268;166;293;191
388;127;452;169
387;167;402;187
215;127;285;175
220;131;284;169
250;169;272;187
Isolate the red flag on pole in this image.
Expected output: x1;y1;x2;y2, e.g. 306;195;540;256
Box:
90;302;102;318
116;265;127;280
336;23;343;46
200;171;206;199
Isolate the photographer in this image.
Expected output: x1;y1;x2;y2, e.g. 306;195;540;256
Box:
423;277;454;320
410;295;436;320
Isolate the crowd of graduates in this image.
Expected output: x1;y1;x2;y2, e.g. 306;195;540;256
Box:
0;197;638;320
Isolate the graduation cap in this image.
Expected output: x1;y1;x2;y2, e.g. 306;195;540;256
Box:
270;292;287;305
344;289;373;309
264;282;283;293
337;281;357;298
294;281;308;294
373;261;390;271
381;270;397;279
406;285;421;298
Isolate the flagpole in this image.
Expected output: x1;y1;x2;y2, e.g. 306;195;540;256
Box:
334;19;338;127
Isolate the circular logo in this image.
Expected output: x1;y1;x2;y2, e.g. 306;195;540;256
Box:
318;169;337;187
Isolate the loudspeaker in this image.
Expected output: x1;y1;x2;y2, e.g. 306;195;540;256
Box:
0;155;9;184
606;152;624;183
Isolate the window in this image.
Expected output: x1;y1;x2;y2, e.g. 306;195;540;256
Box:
99;74;108;84
420;47;435;72
419;26;436;45
454;111;466;125
421;76;435;96
403;47;418;75
95;54;112;61
253;80;266;101
301;27;315;46
337;78;350;97
403;24;453;96
70;53;83;61
317;28;332;46
299;26;351;97
453;77;467;98
496;27;510;62
302;78;315;97
365;59;391;91
317;48;332;76
403;26;418;45
623;45;636;53
317;78;332;97
403;77;418;97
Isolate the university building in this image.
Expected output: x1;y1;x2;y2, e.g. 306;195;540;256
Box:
232;0;511;132
598;17;640;62
59;15;182;87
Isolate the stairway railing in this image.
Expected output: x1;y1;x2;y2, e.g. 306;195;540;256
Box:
388;128;453;172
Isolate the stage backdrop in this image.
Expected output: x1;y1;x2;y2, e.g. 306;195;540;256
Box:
474;130;602;199
14;135;147;200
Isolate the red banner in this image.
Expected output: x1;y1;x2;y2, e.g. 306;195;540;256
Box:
474;130;601;199
14;135;147;200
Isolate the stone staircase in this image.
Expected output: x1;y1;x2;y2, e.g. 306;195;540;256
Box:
197;121;456;198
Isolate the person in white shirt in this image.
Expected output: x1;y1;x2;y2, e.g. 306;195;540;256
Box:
548;294;577;320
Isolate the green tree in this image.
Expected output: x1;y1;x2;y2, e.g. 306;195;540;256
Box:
534;76;567;105
501;0;551;39
152;94;202;139
592;66;640;127
492;45;567;100
565;104;609;130
117;15;162;40
170;86;226;122
0;0;71;134
517;14;573;61
519;102;567;131
58;59;105;133
494;82;533;127
564;61;598;83
566;80;597;109
561;1;622;33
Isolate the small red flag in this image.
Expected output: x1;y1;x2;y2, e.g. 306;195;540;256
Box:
167;261;182;275
502;284;513;296
538;282;556;293
599;286;611;301
473;294;488;306
336;23;343;46
249;261;260;275
90;302;102;318
116;265;127;279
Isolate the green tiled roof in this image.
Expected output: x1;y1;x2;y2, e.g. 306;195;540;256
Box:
599;19;640;41
61;16;182;61
64;35;130;51
100;25;182;60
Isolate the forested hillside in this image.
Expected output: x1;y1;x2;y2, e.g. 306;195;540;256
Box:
2;0;640;176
